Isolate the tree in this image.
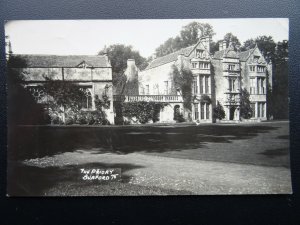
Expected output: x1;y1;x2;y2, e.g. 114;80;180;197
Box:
7;56;50;126
242;36;276;63
240;88;253;119
210;33;241;54
241;38;288;119
223;33;241;48
213;101;225;121
241;38;256;50
180;22;215;47
99;44;147;96
99;44;147;74
272;56;289;119
155;22;215;57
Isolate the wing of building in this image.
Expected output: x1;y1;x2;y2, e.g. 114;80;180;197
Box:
121;36;272;124
8;53;115;124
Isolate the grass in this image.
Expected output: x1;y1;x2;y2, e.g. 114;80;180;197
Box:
7;121;290;196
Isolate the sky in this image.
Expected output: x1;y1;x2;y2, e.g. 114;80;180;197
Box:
5;18;289;58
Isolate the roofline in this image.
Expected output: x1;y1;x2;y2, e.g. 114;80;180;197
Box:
13;66;112;68
239;47;256;62
143;39;212;71
11;53;107;57
142;59;177;71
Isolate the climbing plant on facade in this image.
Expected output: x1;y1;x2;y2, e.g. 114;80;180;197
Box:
122;101;167;124
240;88;253;119
171;65;193;111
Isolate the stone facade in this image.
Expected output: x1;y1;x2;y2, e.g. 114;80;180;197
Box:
7;35;271;125
9;54;115;124
127;37;272;123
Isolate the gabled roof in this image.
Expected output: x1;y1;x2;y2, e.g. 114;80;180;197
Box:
10;54;110;68
145;45;195;70
238;49;255;62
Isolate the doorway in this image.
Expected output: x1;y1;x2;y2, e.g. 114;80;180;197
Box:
229;106;236;120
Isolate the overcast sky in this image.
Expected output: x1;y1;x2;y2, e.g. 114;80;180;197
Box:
5;18;288;58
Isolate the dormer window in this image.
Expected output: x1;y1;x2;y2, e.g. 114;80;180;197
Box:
196;49;204;58
253;56;260;63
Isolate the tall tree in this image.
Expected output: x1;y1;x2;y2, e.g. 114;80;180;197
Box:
99;44;147;95
180;22;215;47
210;33;241;54
241;38;256;50
223;33;241;48
272;40;289;119
242;36;276;63
155;22;215;57
7;56;50;125
99;44;147;74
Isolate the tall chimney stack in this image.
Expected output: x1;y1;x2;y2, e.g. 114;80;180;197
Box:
223;40;227;50
124;59;139;95
205;36;211;54
219;41;223;51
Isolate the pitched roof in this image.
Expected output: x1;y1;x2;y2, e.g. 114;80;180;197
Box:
10;54;110;68
238;49;255;61
213;49;226;59
214;47;257;61
145;45;195;70
213;47;240;59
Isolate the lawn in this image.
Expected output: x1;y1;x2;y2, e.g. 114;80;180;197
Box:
7;121;291;196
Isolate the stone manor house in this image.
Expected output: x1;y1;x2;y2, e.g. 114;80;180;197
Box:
124;36;272;123
6;35;272;124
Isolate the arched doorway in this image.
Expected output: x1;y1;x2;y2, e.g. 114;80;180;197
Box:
229;106;236;120
173;105;185;122
153;104;161;123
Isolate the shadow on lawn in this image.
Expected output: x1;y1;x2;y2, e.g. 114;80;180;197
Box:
259;148;289;159
9;124;279;159
7;161;143;196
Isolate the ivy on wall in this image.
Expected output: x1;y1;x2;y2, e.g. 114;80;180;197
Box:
170;65;193;110
122;101;168;124
43;79;111;125
240;88;253;119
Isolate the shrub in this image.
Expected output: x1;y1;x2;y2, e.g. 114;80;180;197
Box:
86;112;95;125
65;117;74;125
174;113;185;122
76;113;87;125
213;101;225;120
123;101;167;124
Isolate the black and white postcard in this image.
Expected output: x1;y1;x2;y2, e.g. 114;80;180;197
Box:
5;19;291;196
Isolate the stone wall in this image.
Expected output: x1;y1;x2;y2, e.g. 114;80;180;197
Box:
139;61;176;95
